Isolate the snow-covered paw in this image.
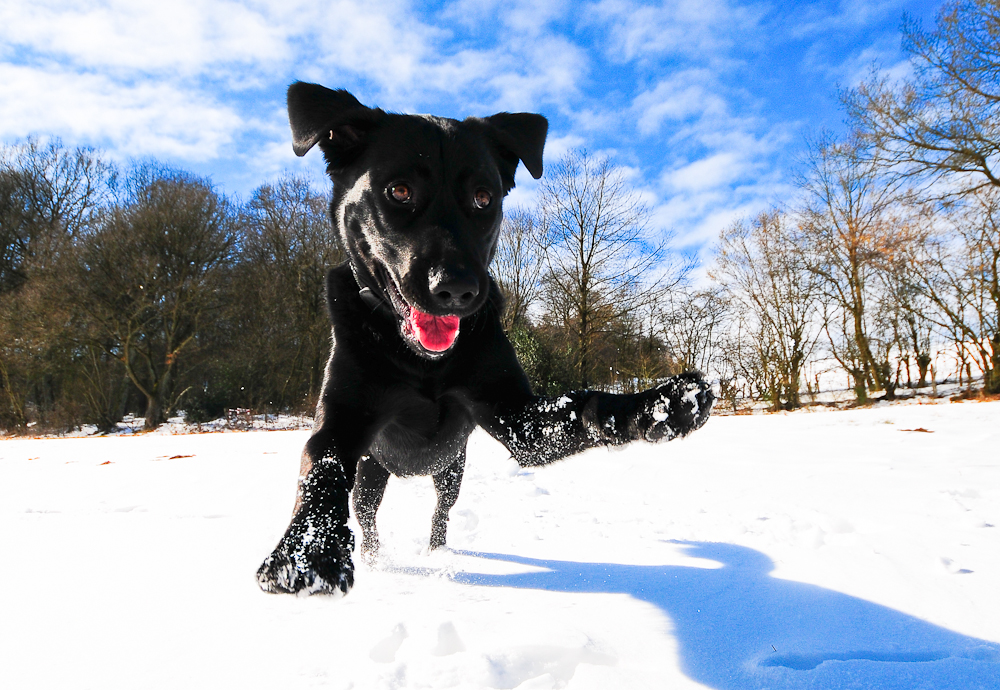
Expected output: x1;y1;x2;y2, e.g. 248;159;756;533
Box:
257;521;355;596
640;372;713;442
359;536;380;567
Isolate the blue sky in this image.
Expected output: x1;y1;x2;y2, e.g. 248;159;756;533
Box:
0;0;942;263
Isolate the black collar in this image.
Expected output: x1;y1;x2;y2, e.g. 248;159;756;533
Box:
358;286;395;318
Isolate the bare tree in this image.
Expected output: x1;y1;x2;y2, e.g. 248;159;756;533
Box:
799;133;907;402
229;175;344;412
492;206;547;332
0;140;116;431
0;138;115;293
0;137;115;264
904;188;1000;393
713;209;821;410
717;303;790;411
604;306;681;393
0;169;33;294
882;250;936;389
78;165;236;429
539;149;685;388
658;288;727;377
846;0;1000;195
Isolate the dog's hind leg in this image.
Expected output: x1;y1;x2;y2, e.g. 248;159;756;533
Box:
353;455;390;565
429;449;466;550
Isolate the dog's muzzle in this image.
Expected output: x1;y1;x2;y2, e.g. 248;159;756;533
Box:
365;266;465;356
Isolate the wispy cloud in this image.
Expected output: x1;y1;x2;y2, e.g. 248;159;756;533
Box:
0;63;242;160
585;0;769;63
789;0;911;38
0;0;291;76
632;71;730;136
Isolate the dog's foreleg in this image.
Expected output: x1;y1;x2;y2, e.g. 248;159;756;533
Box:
257;434;360;596
429;449;466;550
484;371;714;468
353;455;390;565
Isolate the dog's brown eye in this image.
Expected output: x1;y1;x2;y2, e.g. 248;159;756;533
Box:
473;189;492;209
389;183;411;203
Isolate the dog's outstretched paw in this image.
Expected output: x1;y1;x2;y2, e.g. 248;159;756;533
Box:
638;371;714;442
257;519;355;596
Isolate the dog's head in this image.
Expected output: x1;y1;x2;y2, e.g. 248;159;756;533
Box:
287;82;547;359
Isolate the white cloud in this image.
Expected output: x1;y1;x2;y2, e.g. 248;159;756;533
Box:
308;1;448;98
438;0;503;28
789;0;910;39
439;0;570;36
664;152;748;192
0;0;292;77
0;0;587;114
607;12;807;260
498;0;570;35
822;40;914;88
640;116;797;256
539;133;588;163
237;134;330;197
584;0;767;63
0;63;242;160
479;37;588;113
241;0;586;115
0;0;589;186
632;71;729;135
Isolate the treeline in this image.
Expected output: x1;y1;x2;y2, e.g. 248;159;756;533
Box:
2;0;998;433
0;144;342;432
713;0;1000;408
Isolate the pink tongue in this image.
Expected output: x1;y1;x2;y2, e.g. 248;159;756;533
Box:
409;310;460;352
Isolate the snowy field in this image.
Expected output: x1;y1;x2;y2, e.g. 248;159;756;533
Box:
2;400;999;690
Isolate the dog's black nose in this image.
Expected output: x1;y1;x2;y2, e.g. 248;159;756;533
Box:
430;273;480;311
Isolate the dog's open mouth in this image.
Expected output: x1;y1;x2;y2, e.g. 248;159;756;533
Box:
378;266;461;354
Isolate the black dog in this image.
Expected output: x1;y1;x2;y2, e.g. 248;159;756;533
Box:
257;82;714;596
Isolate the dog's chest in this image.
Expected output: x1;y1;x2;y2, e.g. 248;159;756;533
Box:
370;387;475;476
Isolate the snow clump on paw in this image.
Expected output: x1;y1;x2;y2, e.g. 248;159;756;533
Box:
643;372;714;442
652;397;670;423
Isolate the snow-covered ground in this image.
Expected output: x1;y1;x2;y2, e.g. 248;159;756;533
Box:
2;399;998;689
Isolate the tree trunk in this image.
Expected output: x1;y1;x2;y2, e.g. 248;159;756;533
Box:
144;394;164;430
986;332;1000;395
916;353;931;388
786;350;804;410
141;356;175;430
851;368;868;404
876;362;896;400
578;298;590;389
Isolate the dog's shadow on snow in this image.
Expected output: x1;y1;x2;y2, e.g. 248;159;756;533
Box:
445;542;1000;690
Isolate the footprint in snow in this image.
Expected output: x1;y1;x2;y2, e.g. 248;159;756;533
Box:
480;643;615;688
369;623;407;663
431;621;465;656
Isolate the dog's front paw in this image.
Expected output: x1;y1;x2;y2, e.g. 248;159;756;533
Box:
257;517;355;596
638;371;714;442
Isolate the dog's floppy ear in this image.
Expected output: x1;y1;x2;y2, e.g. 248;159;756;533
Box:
483;112;548;180
287;82;382;166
